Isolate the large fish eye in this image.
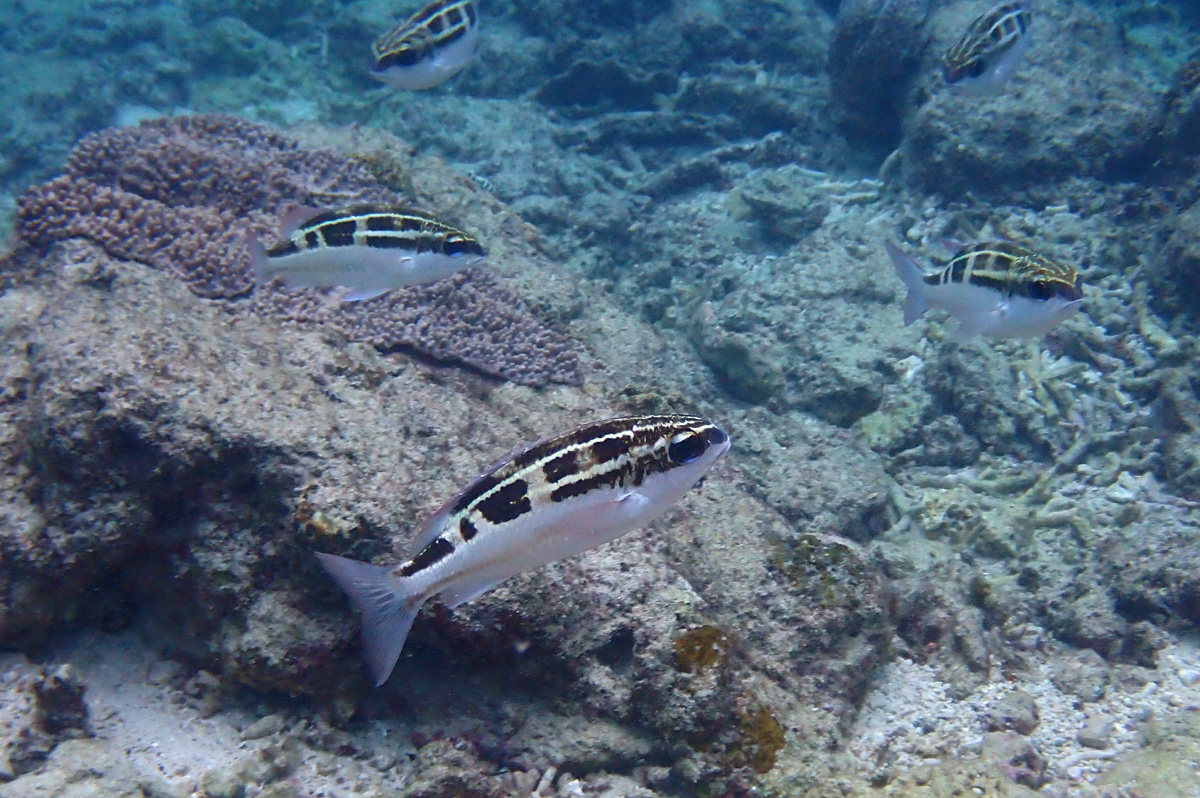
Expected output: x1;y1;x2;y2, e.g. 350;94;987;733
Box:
1024;280;1056;301
668;432;707;464
966;60;987;79
445;237;485;258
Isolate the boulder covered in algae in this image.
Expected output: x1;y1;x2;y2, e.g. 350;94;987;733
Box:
0;128;894;795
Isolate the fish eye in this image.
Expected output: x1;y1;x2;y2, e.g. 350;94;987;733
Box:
1024;280;1056;301
704;426;729;448
966;60;987;79
668;432;707;464
445;237;484;257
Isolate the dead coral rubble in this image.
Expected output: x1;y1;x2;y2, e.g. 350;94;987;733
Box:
16;114;581;386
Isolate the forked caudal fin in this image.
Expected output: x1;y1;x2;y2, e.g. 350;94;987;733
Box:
245;230;271;287
315;552;424;686
885;239;929;326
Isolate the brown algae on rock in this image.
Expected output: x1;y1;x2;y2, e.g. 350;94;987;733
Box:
673;625;731;674
732;704;786;774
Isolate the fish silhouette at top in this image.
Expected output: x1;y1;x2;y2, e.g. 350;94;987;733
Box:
943;1;1033;95
886;239;1083;339
371;0;480;90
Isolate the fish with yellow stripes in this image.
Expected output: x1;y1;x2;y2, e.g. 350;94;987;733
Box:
943;1;1033;95
886;239;1083;338
317;415;731;685
249;204;485;302
371;0;480;90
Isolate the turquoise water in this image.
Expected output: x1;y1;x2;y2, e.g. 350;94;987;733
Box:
2;1;1200;796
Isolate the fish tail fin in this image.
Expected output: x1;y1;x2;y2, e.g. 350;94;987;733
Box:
245;230;271;288
315;552;424;686
885;239;929;326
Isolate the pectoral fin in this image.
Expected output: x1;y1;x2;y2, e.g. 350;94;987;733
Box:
342;287;390;302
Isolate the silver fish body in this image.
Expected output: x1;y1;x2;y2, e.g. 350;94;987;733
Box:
371;0;480;90
317;414;730;685
886;239;1083;338
250;204;485;302
943;1;1033;95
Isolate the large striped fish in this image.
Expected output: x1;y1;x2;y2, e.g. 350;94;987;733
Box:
317;415;731;685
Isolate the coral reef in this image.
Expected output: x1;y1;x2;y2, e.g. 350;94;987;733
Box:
3;1;1200;796
15;115;581;386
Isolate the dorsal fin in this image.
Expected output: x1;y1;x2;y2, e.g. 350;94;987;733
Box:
279;205;324;237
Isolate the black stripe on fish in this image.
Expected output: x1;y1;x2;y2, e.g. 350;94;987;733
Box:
376;49;424;70
366;215;398;232
459;517;478;541
374;0;476;64
449;416;712;518
542;450;580;484
548;448;673;504
319;220;358;248
475;479;531;525
363;234;416;250
399;536;455;577
267;239;301;257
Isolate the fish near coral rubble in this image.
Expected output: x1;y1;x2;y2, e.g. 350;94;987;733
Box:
317;415;731;685
886;239;1083;338
249;203;486;301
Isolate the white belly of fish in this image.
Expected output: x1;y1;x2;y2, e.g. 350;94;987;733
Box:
263;246;482;292
929;282;1080;338
373;28;480;91
419;478;692;609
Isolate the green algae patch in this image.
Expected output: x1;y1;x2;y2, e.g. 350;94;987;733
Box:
673;625;730;674
732;705;785;774
771;533;865;609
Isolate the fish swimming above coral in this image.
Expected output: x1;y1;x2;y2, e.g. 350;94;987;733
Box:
249;203;486;301
885;239;1083;338
943;0;1033;95
317;415;731;685
371;0;480;90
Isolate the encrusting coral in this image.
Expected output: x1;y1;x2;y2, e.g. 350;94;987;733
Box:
15;115;581;386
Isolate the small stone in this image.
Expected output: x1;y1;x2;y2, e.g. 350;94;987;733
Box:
33;665;90;737
981;732;1047;789
239;713;285;741
1178;669;1200;687
981;690;1040;735
1077;715;1113;749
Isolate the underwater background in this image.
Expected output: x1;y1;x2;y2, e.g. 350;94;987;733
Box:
2;0;1200;796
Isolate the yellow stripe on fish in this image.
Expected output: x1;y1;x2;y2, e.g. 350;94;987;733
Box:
886;239;1084;339
943;1;1033;95
371;0;480;90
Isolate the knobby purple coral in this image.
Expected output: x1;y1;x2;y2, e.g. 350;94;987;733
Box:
15;114;581;387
